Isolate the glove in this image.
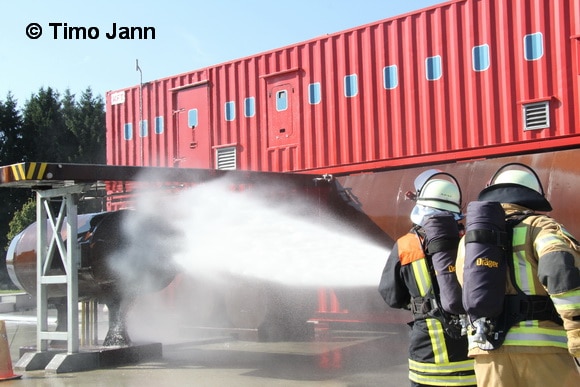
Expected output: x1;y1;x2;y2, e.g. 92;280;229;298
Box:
567;328;580;357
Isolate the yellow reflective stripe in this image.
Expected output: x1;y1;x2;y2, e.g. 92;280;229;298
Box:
512;249;536;294
409;370;477;386
9;162;48;181
511;225;537;294
426;318;448;364
551;289;580;311
10;164;26;180
503;326;568;348
17;164;26;180
409;358;474;373
511;250;526;292
535;234;562;252
409;357;476;384
411;260;430;297
26;162;37;179
512;225;526;247
26;162;48;179
36;162;47;179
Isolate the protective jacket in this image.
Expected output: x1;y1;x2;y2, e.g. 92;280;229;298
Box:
456;203;580;357
379;227;476;386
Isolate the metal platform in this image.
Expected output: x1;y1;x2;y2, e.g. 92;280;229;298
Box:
0;161;324;189
0;161;331;373
16;342;162;374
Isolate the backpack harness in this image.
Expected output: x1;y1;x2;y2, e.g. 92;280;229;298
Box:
464;212;562;348
409;226;465;339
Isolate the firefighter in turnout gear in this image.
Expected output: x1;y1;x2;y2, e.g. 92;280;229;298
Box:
379;170;476;387
456;163;580;387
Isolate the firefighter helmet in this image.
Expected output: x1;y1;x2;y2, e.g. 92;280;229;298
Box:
492;169;542;194
478;163;552;211
411;170;462;214
417;179;462;213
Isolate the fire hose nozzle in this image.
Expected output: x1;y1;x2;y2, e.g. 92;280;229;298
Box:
314;174;333;183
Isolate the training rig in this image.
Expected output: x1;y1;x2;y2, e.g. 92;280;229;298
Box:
0;161;330;373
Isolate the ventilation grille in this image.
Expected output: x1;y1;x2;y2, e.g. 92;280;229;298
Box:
216;146;237;170
523;101;549;130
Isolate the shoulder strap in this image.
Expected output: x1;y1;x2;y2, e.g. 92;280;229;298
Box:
501;214;562;327
504;212;538;297
504;214;530;305
413;228;464;338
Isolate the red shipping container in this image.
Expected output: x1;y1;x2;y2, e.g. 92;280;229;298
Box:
106;0;580;175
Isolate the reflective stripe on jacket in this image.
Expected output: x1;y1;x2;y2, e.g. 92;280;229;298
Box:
379;230;476;386
457;203;580;355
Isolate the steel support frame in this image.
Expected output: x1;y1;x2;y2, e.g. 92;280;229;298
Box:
36;184;86;354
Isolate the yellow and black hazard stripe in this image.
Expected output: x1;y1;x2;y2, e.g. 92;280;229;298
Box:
10;162;48;181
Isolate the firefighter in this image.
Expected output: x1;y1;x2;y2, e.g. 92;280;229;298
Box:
456;163;580;387
378;170;476;387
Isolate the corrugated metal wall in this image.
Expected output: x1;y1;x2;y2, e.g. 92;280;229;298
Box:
106;0;580;173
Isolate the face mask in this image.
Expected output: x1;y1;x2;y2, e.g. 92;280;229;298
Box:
410;204;462;226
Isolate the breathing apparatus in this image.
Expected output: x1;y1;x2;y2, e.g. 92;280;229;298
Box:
407;170;468;336
463;163;555;349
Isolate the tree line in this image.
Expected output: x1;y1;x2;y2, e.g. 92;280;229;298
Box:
0;87;106;289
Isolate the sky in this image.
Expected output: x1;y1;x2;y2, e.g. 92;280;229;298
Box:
0;0;445;107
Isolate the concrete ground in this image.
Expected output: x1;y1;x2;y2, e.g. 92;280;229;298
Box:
0;303;412;387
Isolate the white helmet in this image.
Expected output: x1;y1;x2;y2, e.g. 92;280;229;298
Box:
478;162;552;211
417;178;462;213
492;169;542;194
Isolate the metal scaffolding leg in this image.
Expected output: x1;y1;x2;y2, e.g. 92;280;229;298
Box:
81;300;99;347
36;185;85;354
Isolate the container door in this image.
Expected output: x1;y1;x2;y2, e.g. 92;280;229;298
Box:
266;76;298;148
173;85;210;168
